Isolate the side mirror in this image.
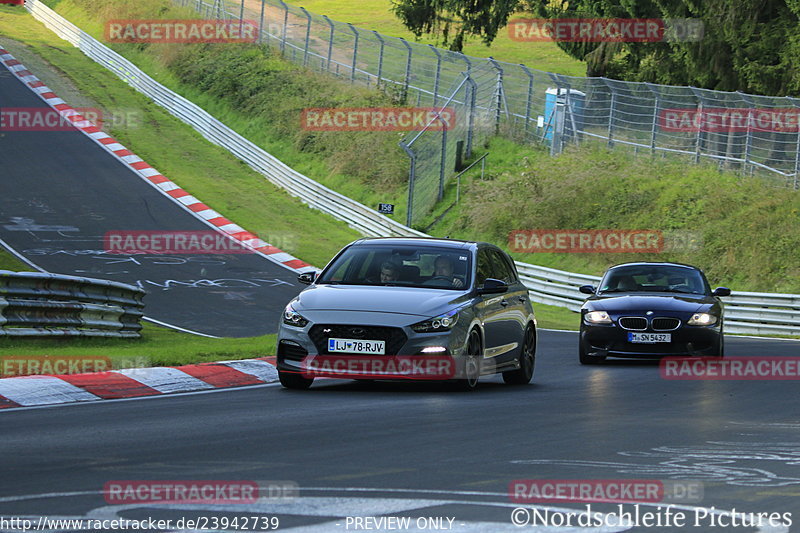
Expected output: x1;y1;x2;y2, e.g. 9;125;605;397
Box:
712;287;731;297
298;271;318;285
477;278;508;295
579;285;596;295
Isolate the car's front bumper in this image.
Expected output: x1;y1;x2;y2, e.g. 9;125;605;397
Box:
580;323;722;358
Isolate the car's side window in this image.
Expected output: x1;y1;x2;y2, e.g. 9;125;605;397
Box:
489;250;516;284
475;249;493;288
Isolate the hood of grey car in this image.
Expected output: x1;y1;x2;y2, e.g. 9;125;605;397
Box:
296;284;465;318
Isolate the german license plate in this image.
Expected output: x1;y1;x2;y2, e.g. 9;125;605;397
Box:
328;338;385;354
628;332;671;343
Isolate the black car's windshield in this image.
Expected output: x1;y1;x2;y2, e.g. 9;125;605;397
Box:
317;244;472;290
598;265;710;295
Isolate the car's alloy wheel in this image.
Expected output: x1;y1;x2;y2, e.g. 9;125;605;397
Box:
278;369;314;390
503;325;536;385
455;329;482;391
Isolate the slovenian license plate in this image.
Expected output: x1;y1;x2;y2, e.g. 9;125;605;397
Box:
628;332;671;343
328;338;386;354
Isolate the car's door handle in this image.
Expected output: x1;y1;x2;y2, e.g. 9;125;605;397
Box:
501;299;509;307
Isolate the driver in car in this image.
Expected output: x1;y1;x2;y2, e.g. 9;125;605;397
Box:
429;255;464;288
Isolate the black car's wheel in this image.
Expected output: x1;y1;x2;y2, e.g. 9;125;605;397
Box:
715;333;725;359
503;325;536;385
579;342;606;365
278;369;314;390
454;330;482;391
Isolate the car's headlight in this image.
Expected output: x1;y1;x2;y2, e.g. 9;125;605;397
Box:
283;302;309;328
584;311;612;324
688;313;717;326
411;309;459;333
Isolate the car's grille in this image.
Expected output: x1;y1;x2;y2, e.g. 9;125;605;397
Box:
278;340;308;361
619;317;648;330
309;325;407;355
651;317;680;331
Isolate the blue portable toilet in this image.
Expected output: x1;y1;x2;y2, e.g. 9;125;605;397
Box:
543;88;586;143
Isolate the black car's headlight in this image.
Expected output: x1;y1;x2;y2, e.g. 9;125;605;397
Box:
283;302;309;328
411;309;459;333
584;310;612;324
688;312;718;326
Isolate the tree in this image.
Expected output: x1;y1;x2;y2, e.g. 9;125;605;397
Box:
391;0;800;96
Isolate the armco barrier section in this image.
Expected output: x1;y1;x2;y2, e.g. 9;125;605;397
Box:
23;0;800;338
0;271;145;337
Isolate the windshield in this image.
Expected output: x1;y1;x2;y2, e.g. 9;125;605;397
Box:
317;244;472;290
599;265;710;295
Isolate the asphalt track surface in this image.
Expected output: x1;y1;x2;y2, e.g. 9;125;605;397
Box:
0;61;301;337
2;331;799;532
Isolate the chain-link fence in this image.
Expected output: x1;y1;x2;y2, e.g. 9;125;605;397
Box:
175;0;800;226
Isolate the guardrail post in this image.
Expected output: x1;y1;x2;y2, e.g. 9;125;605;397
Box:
239;0;245;28
299;7;312;67
323;15;334;72
277;0;288;56
400;38;412;103
520;64;534;135
347;23;359;83
399;141;417;226
429;45;442;107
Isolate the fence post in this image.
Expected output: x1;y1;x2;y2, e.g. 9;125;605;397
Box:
347;23;359;83
689;87;705;164
437;113;447;201
488;57;505;135
792;97;800;189
645;83;660;155
400;38;412;102
399;141;417;227
520;64;534;135
239;0;245;27
300;7;312;67
739;91;754;173
277;0;288;56
459;54;475;159
429;45;442;107
323;15;334;72
601;79;616;148
373;31;385;88
258;0;266;45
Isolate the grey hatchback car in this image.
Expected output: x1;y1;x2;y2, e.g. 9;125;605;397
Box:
276;237;537;390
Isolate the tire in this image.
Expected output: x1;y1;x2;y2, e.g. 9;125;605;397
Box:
503;325;536;385
579;342;606;365
278;369;314;390
454;330;482;391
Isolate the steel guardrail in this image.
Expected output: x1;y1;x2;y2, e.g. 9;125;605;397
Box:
23;0;800;337
0;271;145;337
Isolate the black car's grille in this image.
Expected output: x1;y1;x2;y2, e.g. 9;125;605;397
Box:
309;325;407;355
619;317;647;330
278;340;308;361
652;317;681;331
